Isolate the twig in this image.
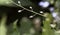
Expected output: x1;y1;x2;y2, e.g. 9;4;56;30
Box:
9;0;44;17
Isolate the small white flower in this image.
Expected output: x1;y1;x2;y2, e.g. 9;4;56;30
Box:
18;1;21;4
40;11;43;13
29;6;32;9
38;1;49;8
18;10;22;13
29;16;34;18
50;24;56;28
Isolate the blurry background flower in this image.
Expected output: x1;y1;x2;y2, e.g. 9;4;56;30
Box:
38;1;50;8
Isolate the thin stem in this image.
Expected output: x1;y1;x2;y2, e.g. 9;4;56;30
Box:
9;0;44;17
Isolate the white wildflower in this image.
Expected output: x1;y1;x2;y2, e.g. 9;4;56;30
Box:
40;11;43;13
29;6;32;9
29;15;34;18
50;24;56;28
18;10;22;13
18;1;21;4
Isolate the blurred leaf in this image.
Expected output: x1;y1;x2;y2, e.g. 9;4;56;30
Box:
42;13;55;35
0;14;7;35
20;17;32;35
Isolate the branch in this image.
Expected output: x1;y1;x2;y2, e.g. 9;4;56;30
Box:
9;0;44;17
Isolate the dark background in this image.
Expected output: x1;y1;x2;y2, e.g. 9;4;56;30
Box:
0;0;45;25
